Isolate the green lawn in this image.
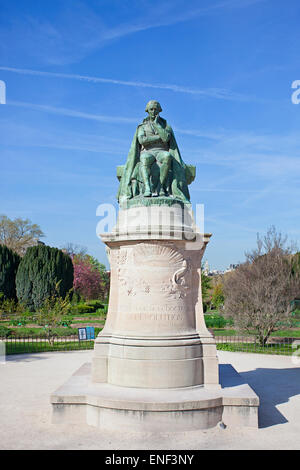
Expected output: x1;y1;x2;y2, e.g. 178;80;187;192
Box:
212;329;237;336
4;337;298;356
4;339;95;355
217;341;298;355
267;329;300;337
212;328;300;338
71;319;105;325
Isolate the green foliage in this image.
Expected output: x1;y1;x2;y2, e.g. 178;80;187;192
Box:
201;271;211;299
204;314;229;328
57;315;74;327
201;267;212;312
5;326;76;338
292;252;300;275
9;315;28;327
0;325;12;337
211;283;225;309
7;327;41;337
292;309;300;318
71;290;82;304
85;300;105;310
97;304;108;315
16;244;74;311
217;342;297;355
36;282;72;343
0;325;103;340
70;300;108;315
70;303;95;314
0;245;21;299
5;340;94;355
0;297;26;324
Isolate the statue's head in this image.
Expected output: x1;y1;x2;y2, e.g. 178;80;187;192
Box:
145;100;162;120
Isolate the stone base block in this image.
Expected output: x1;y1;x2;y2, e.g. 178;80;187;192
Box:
51;363;259;431
92;333;220;388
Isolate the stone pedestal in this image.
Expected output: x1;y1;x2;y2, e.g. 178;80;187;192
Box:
51;202;259;430
92;203;219;389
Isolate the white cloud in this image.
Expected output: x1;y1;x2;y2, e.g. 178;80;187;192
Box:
7;100;137;124
0;66;256;102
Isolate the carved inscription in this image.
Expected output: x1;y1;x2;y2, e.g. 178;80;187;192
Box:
127;304;185;321
128;313;184;321
131;304;184;313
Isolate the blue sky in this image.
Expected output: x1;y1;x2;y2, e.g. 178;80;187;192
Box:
1;0;300;270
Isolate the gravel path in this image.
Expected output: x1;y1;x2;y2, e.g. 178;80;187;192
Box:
0;349;299;450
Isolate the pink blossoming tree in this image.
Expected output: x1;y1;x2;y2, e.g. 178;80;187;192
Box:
72;255;104;300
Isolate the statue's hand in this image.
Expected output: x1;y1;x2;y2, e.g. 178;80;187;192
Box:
152;119;170;143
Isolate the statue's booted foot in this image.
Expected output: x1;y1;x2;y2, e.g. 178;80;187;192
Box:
159;188;167;197
144;189;152;197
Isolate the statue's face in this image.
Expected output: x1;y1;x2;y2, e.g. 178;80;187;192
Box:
147;103;160;120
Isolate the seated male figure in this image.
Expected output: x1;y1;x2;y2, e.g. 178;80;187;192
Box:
137;100;173;197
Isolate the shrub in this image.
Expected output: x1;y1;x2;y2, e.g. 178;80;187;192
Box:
96;305;108;315
57;315;74;327
0;245;21;299
0;298;22;315
0;325;12;338
9;315;28;327
16;245;74;311
7;327;77;338
36;282;72;344
70;303;95;314
9;327;39;337
211;283;225;309
204;314;227;329
85;300;105;310
292;309;300;318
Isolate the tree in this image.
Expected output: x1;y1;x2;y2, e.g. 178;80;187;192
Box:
72;254;104;300
85;255;110;299
201;266;212;312
62;244;110;299
16;244;74;311
223;226;300;346
0;215;44;256
0;245;21;299
61;242;87;258
37;281;72;345
211;282;225;310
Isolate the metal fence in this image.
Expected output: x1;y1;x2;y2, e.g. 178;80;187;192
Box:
0;335;94;355
215;335;300;356
1;333;299;356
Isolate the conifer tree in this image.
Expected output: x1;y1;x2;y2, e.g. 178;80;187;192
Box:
0;245;21;299
16;245;73;311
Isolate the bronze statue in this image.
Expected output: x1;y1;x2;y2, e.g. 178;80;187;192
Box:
117;100;195;206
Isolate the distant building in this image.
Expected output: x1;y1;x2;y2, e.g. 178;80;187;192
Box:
203;260;210;276
224;263;240;273
208;269;224;276
207;263;240;276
